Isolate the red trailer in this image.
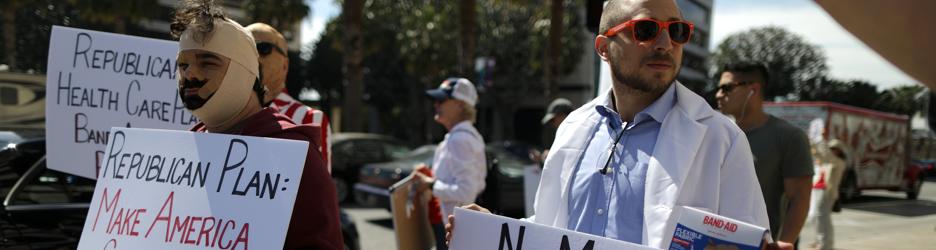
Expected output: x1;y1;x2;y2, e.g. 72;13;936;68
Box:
765;101;926;200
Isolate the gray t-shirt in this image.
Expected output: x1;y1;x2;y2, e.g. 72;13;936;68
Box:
745;115;814;238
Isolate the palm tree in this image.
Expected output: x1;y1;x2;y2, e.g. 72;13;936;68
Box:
1;0;28;70
458;0;476;75
243;0;311;33
68;0;160;34
342;0;364;132
545;0;562;99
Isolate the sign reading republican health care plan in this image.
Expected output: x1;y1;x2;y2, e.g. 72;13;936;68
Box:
77;127;308;250
45;26;195;179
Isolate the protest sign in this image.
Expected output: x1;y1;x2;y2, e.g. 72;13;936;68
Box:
77;127;307;250
450;207;656;250
667;206;769;250
389;176;435;250
45;26;194;179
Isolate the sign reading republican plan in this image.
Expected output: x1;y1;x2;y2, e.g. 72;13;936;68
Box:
77;128;308;250
45;26;195;179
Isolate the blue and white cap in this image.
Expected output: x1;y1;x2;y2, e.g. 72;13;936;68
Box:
425;77;478;107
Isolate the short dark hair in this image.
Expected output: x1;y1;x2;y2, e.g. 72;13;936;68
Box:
170;0;227;41
718;63;770;87
598;0;635;35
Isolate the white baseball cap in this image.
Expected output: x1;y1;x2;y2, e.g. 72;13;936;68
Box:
425;77;478;107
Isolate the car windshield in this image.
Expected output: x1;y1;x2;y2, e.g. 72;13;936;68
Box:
0;131;23;147
488;147;533;178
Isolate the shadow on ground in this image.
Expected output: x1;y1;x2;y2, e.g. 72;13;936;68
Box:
843;194;936;217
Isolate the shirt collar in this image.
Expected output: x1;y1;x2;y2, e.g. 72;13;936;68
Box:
594;83;678;129
451;120;473;132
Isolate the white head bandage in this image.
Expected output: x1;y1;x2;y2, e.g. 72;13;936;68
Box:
178;17;260;126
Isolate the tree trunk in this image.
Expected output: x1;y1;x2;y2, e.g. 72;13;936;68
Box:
545;0;563;99
2;8;17;71
115;17;126;34
342;0;364;132
458;0;476;76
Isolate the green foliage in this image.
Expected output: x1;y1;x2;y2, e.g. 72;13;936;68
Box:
68;0;160;26
711;26;828;100
243;0;310;33
1;0;82;73
806;78;878;108
876;84;926;116
1;0;164;73
309;0;584;141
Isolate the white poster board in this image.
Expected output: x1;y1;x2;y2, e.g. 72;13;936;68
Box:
45;26;194;179
77;127;308;250
450;207;656;250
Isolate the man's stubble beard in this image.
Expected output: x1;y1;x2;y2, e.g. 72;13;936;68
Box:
609;52;679;96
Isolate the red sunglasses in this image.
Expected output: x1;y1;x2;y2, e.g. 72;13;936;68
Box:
604;18;694;44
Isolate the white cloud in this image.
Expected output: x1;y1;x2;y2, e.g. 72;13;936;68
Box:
301;0;340;46
711;0;918;89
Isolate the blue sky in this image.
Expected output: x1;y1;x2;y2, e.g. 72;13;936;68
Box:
300;0;339;50
300;0;918;90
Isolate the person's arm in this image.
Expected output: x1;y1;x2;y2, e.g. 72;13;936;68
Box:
779;176;812;243
777;129;815;244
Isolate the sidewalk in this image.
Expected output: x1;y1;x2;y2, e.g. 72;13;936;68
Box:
800;194;936;250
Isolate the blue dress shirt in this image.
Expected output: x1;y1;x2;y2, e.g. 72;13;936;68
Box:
566;84;677;243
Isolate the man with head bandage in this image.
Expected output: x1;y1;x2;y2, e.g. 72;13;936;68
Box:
170;0;342;249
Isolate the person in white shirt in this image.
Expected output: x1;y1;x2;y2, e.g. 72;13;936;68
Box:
412;77;487;250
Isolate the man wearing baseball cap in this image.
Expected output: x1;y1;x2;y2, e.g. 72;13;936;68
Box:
412;77;487;250
542;98;574;128
533;98;576;164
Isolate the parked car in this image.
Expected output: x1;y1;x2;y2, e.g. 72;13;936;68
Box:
331;133;413;204
0;134;360;250
354;141;538;218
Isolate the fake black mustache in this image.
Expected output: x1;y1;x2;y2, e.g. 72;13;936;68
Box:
179;78;213;110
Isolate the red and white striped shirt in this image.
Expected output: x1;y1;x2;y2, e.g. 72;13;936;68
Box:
270;90;332;173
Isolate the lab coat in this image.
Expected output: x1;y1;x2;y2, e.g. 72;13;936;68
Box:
529;82;770;248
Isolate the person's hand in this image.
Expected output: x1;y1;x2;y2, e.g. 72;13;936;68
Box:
529;149;543;163
445;204;490;246
414;163;429;172
762;240;794;250
413;171;435;192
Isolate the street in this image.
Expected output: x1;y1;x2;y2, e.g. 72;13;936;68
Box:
343;178;936;250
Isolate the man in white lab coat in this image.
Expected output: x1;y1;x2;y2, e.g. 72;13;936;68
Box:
447;0;775;249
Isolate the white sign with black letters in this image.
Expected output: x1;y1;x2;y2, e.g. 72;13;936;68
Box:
45;26;194;179
450;207;656;250
77;127;307;250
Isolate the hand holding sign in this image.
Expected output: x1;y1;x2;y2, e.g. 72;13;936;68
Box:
445;204;490;246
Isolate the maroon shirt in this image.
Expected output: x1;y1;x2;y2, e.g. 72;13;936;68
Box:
191;108;343;249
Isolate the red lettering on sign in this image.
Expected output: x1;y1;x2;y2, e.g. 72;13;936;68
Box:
141;192;250;249
91;188;122;232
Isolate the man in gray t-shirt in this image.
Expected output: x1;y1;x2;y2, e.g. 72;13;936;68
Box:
745;115;814;238
716;64;814;246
